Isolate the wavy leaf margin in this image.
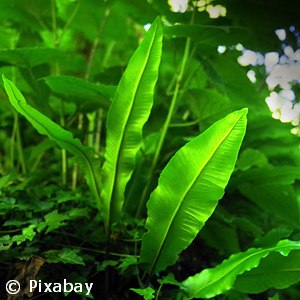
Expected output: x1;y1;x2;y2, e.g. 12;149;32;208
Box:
140;108;248;274
182;239;300;299
101;18;163;231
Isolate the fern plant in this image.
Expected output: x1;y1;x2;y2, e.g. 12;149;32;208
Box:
3;17;300;300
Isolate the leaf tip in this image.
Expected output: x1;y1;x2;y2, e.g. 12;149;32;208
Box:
240;107;248;115
150;16;162;33
233;108;248;123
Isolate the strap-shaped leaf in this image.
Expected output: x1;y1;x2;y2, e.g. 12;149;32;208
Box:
234;250;300;294
182;239;300;299
101;18;163;230
2;75;101;209
140;109;248;274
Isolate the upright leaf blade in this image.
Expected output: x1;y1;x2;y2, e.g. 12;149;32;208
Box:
140;109;248;274
101;18;163;229
182;240;300;299
2;75;102;210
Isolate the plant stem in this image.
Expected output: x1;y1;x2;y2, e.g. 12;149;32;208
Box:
15;113;27;174
10;112;16;169
94;109;103;157
59;99;67;185
56;1;80;47
72;113;83;191
51;0;58;47
169;119;199;128
85;7;111;80
52;0;67;185
54;243;139;257
155;283;163;300
71;7;110;190
136;19;193;218
9;64;26;174
87;112;96;147
101;40;116;69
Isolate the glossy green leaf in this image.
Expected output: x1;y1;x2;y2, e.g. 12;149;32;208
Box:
2;75;102;210
140;109;248;274
234;251;300;293
101;18;163;230
42;75;116;110
182;240;300;299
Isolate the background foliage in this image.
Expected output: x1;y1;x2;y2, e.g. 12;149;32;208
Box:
0;0;299;299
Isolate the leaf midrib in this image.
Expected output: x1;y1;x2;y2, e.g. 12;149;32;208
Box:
5;79;101;204
189;242;300;297
241;267;300;277
149;114;243;274
107;22;159;226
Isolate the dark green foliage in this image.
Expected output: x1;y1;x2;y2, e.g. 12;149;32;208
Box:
0;0;299;299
